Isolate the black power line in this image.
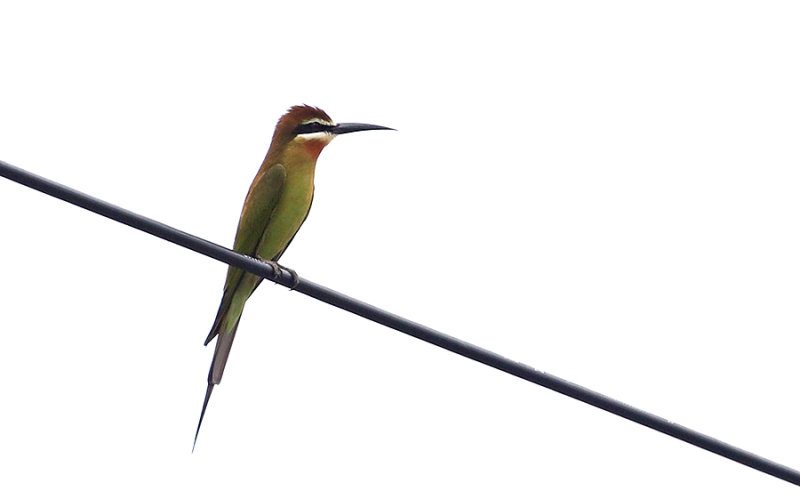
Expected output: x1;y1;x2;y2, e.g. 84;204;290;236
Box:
1;158;798;487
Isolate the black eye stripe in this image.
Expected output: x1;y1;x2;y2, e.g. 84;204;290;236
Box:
295;122;330;134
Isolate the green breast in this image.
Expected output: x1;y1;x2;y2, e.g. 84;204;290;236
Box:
255;169;314;260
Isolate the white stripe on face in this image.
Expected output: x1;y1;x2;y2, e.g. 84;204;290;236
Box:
294;131;335;143
300;117;334;127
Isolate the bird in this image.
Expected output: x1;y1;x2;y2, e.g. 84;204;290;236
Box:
193;105;393;450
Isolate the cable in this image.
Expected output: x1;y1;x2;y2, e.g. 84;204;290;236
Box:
1;158;798;486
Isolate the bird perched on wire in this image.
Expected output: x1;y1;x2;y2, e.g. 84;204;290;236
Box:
193;105;393;449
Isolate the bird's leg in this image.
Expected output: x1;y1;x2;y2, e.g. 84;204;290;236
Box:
257;258;301;290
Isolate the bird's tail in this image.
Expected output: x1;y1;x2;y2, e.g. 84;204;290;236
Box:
209;319;240;385
193;383;214;452
193;316;241;451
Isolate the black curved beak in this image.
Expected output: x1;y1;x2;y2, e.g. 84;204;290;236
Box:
331;122;395;135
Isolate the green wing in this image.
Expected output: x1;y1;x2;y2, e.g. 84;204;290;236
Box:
205;163;286;344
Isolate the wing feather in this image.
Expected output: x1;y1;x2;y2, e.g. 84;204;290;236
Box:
204;164;286;344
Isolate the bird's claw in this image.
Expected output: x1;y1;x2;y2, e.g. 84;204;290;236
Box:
258;258;300;290
283;267;300;290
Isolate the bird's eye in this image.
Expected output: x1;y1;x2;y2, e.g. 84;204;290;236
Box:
295;122;327;134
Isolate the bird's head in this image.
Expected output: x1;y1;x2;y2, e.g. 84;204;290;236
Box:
270;105;393;161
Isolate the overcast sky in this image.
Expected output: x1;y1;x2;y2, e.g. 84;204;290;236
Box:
1;1;799;497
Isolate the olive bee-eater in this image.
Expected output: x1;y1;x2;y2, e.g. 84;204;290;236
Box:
194;105;392;449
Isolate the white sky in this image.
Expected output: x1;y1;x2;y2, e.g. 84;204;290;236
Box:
1;1;799;497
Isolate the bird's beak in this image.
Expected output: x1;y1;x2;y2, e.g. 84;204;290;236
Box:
330;122;395;135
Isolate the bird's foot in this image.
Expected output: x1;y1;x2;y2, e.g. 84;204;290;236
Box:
282;266;300;290
258;258;300;290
